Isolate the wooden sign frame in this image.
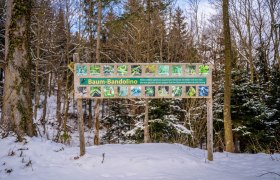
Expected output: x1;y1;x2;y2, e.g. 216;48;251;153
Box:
73;54;213;161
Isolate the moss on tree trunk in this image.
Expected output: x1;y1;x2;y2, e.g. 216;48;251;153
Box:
1;0;35;139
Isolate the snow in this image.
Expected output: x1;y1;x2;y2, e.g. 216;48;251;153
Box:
1;137;280;180
1;97;279;180
173;124;191;134
125;122;144;137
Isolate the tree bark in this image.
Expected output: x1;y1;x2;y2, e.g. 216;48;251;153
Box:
1;0;35;139
86;0;94;131
223;0;235;152
34;28;40;120
244;0;254;82
56;75;62;125
88;100;93;128
268;0;280;70
42;72;49;134
62;0;71;141
49;72;52;97
93;0;102;145
94;100;100;145
143;0;151;143
144;100;150;143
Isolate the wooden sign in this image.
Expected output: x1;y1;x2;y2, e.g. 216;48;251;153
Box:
73;58;214;161
74;63;212;99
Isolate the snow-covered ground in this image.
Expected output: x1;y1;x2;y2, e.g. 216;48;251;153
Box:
0;95;278;179
0;136;279;180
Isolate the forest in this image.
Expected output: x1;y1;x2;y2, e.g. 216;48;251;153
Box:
0;0;280;157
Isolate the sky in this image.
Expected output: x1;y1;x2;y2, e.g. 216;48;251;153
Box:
176;0;216;17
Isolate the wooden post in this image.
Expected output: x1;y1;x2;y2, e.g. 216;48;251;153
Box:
207;98;213;161
73;53;85;156
77;99;85;156
144;99;150;143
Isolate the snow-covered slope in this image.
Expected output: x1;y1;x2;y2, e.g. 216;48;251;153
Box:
0;137;279;180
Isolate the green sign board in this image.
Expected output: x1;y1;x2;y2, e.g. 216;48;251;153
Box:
74;63;212;99
80;77;207;86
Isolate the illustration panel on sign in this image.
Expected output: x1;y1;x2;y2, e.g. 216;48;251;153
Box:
131;65;142;76
145;86;155;97
77;87;87;96
158;86;169;96
75;63;212;99
186;65;196;75
186;86;196;97
131;86;141;96
118;86;128;97
172;86;182;97
172;65;183;76
199;86;209;96
90;86;101;97
145;65;156;75
76;65;87;76
104;65;114;76
199;65;209;75
90;65;101;76
158;65;169;76
104;86;115;97
117;65;128;76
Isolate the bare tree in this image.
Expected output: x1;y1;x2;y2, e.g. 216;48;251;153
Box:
230;0;255;82
223;0;234;152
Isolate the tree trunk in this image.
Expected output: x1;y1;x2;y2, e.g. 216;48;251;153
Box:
1;0;35;139
96;0;101;63
62;0;71;140
42;72;49;134
93;0;102;145
223;0;235;152
49;72;52;97
144;100;150;143
62;62;70;138
86;0;94;132
268;0;280;70
34;30;40;120
143;0;151;143
88;100;93;128
245;1;255;82
94;100;100;145
56;75;62;125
